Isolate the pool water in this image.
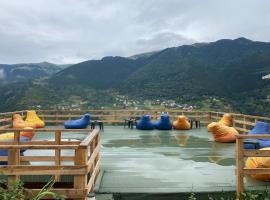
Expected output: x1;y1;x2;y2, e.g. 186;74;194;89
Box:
99;126;237;193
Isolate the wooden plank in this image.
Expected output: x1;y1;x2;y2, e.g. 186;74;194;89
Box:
86;145;100;173
74;147;88;200
0;128;93;132
234;120;255;126
87;159;100;193
236;138;244;200
243;150;270;157
0;145;80;149
0;141;80;145
1;165;87;175
0;125;12;129
79;129;99;147
0;118;12;123
210;116;221;120
235;127;249;133
55;131;61;182
243;168;270;175
0;156;75;162
237;135;270;139
8;130;20;183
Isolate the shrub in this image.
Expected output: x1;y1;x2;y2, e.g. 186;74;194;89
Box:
0;178;65;200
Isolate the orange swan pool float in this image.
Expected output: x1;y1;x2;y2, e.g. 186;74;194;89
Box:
25;110;45;128
208;113;232;132
218;113;232;126
208;122;238;143
245;147;270;181
13;114;36;129
173;115;191;130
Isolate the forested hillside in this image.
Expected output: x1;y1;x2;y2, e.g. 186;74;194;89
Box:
0;38;269;116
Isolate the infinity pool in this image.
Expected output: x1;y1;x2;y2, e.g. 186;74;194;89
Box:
98;126;238;193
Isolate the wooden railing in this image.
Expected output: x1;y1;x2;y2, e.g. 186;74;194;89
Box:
210;111;270;133
35;109;211;125
1;109;269;132
0;128;100;200
0;110;26;129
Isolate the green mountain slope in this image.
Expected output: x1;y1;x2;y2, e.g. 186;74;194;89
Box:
120;38;270;99
0;38;270;116
50;56;149;89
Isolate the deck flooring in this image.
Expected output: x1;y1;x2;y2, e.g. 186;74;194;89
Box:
23;126;270;194
96;126;270;193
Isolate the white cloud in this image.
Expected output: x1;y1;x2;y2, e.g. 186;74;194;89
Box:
0;0;269;64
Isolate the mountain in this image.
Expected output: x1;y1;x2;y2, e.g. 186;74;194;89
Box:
0;37;270;116
50;56;151;89
120;37;270;99
0;62;70;83
48;37;270;115
49;37;270;98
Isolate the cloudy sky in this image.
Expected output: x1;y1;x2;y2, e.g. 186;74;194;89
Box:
0;0;269;64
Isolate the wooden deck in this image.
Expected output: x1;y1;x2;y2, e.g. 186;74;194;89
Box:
0;109;270;199
96;126;270;197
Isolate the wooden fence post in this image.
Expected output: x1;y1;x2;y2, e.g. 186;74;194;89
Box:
8;130;20;184
243;115;246;131
233;115;236;128
208;112;212;123
55;131;61;182
74;147;88;200
236;137;244;200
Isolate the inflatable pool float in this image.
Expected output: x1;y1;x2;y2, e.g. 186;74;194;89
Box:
208;122;238;143
0;127;35;140
208;113;232;132
136;115;155;130
218;113;232;126
13;114;36;129
244;121;270;149
154;113;172;130
207;122;216;132
25;110;45;128
64;114;90;129
0;131;32;165
245;147;270;181
20;127;35;140
173;115;191;130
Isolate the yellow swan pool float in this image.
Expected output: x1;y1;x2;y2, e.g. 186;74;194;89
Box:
25;110;45;128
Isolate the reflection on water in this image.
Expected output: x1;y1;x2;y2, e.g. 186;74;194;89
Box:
28;127;235;167
103;133;211;148
102;129;235;166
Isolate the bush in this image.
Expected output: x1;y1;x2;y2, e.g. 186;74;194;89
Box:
0;178;65;200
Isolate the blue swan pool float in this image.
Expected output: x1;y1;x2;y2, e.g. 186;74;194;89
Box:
136;115;155;130
154;113;172;130
244;121;270;149
64;113;91;129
